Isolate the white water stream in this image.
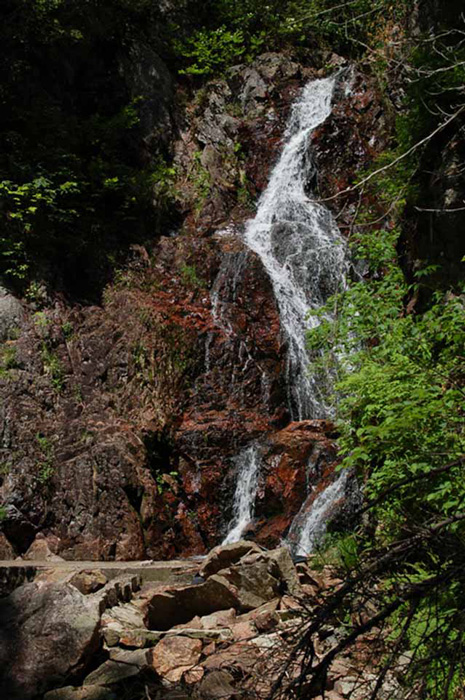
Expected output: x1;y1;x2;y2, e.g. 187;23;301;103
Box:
287;470;349;556
244;75;347;421
221;75;348;547
222;445;260;545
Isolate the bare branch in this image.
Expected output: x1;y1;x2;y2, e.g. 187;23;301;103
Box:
316;105;465;203
414;204;465;212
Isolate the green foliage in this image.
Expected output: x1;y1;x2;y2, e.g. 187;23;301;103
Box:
172;0;409;76
179;263;204;289
61;321;73;339
337;290;464;524
175;27;246;76
36;433;55;484
155;470;179;495
188;150;211;216
41;343;65;392
0;344;19;376
303;7;465;676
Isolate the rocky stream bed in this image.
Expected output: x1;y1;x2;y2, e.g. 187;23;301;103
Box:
0;541;402;700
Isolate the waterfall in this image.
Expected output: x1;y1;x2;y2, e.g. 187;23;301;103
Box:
288;470;349;556
244;76;347;420
222;445;260;545
221;75;348;545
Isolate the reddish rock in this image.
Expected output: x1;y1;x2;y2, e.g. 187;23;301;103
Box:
149;636;202;682
312;69;390;229
253;420;339;547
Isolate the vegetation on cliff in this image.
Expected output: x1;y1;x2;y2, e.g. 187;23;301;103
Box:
300;5;465;698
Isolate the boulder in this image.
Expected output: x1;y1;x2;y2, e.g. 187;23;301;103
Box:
238;67;268;113
219;558;279;611
216;547;302;611
254;52;301;83
202;641;260;673
0;581;102;699
266;546;303;597
199;540;263;578
147;576;240;629
231;620;256;641
149;636;202;683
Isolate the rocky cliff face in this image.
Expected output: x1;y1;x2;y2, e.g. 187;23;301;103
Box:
0;53;388;561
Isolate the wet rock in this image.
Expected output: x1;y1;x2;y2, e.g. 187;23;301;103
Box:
0;581;102;699
0;51;346;566
149;636;202;682
254;420;340;547
313;68;389;226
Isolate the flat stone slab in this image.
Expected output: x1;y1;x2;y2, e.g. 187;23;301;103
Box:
0;559;200;587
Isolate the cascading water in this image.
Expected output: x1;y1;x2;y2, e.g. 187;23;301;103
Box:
287;470;349;556
221;75;348;545
222;445;260;545
244;75;347;420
